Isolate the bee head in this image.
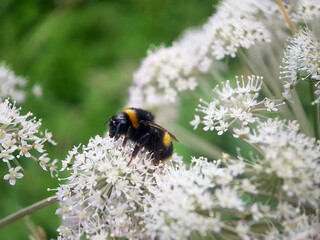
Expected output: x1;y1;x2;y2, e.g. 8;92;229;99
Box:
108;113;128;138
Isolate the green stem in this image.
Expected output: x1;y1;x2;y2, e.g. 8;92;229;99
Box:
310;82;319;140
289;89;314;137
317;103;320;139
0;196;58;228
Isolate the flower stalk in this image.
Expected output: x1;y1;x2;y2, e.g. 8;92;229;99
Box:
310;81;320;140
276;0;296;35
0;196;58;228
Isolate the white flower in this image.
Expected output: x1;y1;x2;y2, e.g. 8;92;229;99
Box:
142;157;225;239
264;99;278;112
216;120;228;135
241;179;257;194
290;0;320;22
190;115;200;130
3;166;24;185
127;0;280;109
236;221;250;240
39;153;50;171
240;112;256;125
49;159;58;177
56;135;167;239
265;214;320;240
250;203;263;221
280;27;320;102
216;187;244;211
165;87;177;102
51;1;320;239
45;129;57;145
233;127;250;138
18;140;32;158
187;77;197;90
246;119;320;207
142;157;275;239
228;161;245;176
195;76;281;135
203;118;214;131
0;99;57;185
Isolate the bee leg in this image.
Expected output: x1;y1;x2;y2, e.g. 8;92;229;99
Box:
152;149;163;165
139;132;150;145
114;123;122;141
122;125;133;147
127;132;151;166
114;118;127;140
127;144;141;166
122;137;128;147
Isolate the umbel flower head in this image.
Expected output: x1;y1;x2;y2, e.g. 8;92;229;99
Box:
128;0;277;109
191;75;281;135
0;99;57;185
128;0;320;111
280;27;320;102
141;156;275;240
265;214;320;240
56;135;171;239
238;119;320;207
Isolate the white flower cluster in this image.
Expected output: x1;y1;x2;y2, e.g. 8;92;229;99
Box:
128;0;320;109
265;214;320;240
0;63;26;103
290;0;320;22
238;119;320;207
56;135;166;240
191;76;280;135
280;27;320;102
55;131;318;239
129;30;205;107
128;0;280;108
142;157;274;240
0;99;57;185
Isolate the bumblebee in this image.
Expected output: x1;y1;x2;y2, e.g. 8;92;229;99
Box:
105;107;178;165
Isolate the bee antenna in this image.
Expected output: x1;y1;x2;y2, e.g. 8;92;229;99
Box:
104;117;112;126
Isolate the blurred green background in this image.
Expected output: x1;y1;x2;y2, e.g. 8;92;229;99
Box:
0;0;217;238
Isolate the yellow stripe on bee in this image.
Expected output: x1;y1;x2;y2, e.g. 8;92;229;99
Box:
163;132;171;147
123;108;140;129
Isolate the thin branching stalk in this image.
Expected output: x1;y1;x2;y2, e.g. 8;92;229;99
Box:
317;104;320;139
0;196;58;228
289;89;314;137
310;81;319;140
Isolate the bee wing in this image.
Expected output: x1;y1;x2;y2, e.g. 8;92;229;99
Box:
142;121;179;142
